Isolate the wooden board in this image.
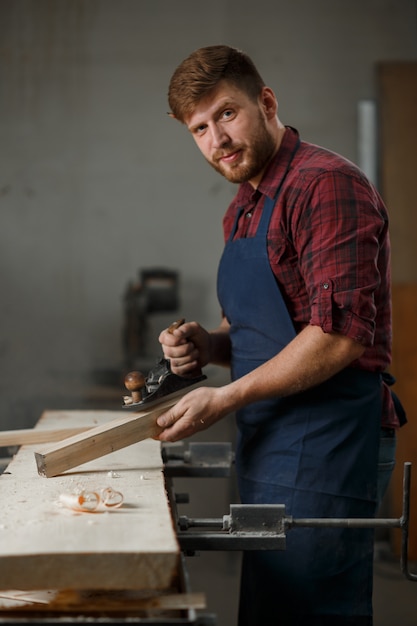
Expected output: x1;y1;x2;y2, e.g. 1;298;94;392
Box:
33;400;175;478
0;409;180;592
0;589;205;616
377;62;417;559
0;427;91;447
390;284;417;560
34;382;206;478
377;62;417;282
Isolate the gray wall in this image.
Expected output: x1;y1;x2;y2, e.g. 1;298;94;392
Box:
1;0;417;429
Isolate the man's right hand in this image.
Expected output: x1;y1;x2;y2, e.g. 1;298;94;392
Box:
158;320;211;376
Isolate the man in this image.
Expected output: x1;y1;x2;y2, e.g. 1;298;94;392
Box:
155;45;404;626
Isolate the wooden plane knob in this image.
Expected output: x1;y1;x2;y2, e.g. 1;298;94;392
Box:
124;370;146;403
168;317;185;334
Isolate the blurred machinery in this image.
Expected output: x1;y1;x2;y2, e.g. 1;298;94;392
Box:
122;267;180;369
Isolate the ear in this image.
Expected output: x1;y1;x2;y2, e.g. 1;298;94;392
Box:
260;86;278;119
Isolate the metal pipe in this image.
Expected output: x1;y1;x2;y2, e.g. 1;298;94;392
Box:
286;517;402;529
400;462;417;581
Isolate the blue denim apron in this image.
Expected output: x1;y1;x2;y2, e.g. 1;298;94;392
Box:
217;183;381;625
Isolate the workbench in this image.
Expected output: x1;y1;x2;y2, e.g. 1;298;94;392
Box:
0;409;207;624
1;407;414;624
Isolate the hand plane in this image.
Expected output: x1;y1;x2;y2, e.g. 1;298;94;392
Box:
122;318;207;411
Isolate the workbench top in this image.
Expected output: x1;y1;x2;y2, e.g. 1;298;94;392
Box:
0;410;180;593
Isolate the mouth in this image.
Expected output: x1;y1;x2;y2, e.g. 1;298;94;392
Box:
217;148;242;165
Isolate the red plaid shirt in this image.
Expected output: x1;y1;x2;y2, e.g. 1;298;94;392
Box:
222;126;399;428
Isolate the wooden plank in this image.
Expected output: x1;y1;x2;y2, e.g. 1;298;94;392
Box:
378;62;417;559
0;410;180;592
390;284;417;560
0;427;90;447
34;397;177;478
34;382;207;478
0;589;206;613
377;62;417;282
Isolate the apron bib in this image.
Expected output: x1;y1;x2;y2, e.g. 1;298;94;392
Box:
216;172;380;624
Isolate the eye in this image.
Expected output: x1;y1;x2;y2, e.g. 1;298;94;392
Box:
190;123;207;136
222;109;234;120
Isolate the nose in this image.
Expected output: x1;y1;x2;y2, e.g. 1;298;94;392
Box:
209;123;229;149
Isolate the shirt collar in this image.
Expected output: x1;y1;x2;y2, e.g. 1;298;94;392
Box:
258;126;300;199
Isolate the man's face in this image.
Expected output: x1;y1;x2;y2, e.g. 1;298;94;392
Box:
185;82;276;187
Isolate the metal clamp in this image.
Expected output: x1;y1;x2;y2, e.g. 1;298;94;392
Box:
163;441;234;477
177;462;416;582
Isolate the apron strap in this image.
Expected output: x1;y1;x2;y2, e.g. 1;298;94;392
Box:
382;371;407;426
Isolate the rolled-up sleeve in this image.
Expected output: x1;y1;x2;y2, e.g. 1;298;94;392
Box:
297;170;386;348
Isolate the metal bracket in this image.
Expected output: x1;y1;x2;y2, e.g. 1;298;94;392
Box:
178;503;287;551
162;441;234;477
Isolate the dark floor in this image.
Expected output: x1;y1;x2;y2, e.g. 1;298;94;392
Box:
373;546;417;626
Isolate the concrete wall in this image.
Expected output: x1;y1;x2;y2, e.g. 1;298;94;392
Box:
1;0;417;428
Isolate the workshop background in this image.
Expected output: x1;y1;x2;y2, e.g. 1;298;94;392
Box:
1;1;417;625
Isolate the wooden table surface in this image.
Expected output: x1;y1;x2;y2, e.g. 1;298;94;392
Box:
0;409;180;593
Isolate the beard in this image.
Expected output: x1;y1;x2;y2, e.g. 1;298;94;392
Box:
207;113;276;184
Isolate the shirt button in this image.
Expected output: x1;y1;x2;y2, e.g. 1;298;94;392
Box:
323;282;329;290
246;212;252;218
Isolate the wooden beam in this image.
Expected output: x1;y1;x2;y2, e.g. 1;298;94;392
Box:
34;397;177;478
0;427;91;447
0;589;206;613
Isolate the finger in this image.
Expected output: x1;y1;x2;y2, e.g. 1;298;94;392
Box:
154;419;195;443
163;342;193;359
169;358;199;373
156;409;175;429
155;405;197;442
156;425;193;443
